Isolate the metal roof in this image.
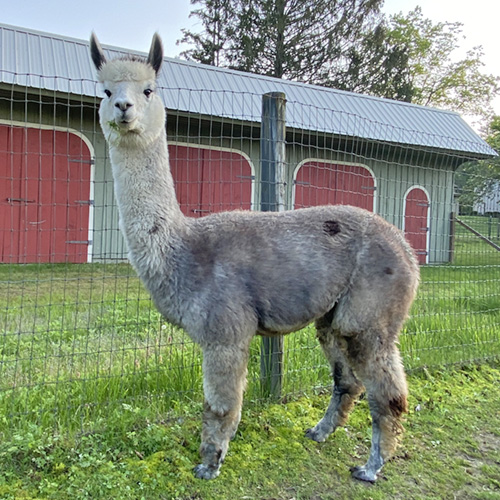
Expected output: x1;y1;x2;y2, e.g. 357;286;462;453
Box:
0;22;496;158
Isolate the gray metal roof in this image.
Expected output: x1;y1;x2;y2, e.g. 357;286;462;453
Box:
0;22;496;158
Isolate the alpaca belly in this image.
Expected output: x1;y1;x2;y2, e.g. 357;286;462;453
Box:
247;268;345;337
254;297;336;337
255;308;328;336
256;321;311;337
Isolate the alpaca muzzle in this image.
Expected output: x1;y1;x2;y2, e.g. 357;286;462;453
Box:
114;110;137;130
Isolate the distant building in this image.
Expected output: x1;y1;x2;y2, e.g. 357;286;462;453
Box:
474;183;500;215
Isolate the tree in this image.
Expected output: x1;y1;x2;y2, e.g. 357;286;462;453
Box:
329;20;413;101
179;0;385;82
386;8;499;126
179;3;499;129
178;0;234;66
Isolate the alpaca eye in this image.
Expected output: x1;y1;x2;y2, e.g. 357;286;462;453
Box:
144;89;153;98
104;89;112;98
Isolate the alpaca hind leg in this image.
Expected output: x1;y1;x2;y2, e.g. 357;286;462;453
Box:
347;339;408;482
194;344;249;480
306;324;363;442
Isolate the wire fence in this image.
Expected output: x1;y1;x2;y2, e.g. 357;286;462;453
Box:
0;74;499;436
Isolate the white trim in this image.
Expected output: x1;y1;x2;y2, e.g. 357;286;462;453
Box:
0;119;95;263
402;185;431;264
167;141;256;211
292;158;377;213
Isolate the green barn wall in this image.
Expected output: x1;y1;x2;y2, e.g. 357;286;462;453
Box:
286;144;456;263
0;89;460;264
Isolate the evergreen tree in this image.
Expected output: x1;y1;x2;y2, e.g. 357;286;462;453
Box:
179;0;385;82
329;20;413;101
179;0;234;66
178;1;498;128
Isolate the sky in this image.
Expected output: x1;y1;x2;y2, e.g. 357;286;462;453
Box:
1;0;499;118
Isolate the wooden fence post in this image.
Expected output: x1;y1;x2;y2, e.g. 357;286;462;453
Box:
260;92;286;398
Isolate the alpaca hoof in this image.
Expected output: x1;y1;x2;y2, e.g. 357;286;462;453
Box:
193;463;220;480
350;465;377;483
305;426;329;443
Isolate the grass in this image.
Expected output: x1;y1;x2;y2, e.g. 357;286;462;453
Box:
400;215;500;369
0;215;499;497
0;363;499;499
1;216;499;431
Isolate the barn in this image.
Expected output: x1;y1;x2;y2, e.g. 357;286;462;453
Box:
0;23;496;265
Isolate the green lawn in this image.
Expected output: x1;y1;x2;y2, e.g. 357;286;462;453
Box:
1;216;499;435
0;216;499;498
1;363;499;499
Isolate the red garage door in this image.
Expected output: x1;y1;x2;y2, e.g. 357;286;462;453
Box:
169;145;253;217
0;125;92;263
294;161;375;211
404;187;430;265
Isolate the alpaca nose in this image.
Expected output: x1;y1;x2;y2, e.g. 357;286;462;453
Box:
115;99;133;111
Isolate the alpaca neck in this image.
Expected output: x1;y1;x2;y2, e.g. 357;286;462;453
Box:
109;133;186;276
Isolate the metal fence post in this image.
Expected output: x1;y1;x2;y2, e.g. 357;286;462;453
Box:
449;212;456;263
260;91;286;399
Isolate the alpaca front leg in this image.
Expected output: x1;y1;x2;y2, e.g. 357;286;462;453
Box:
194;403;242;479
194;344;248;480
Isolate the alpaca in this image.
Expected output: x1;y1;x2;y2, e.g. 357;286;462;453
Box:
90;33;420;482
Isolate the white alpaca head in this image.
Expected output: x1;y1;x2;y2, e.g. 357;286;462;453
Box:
90;33;166;149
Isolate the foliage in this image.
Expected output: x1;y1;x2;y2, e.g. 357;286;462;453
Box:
178;0;234;66
489;116;500;150
179;0;385;82
384;8;499;125
329;19;413;101
179;3;499;129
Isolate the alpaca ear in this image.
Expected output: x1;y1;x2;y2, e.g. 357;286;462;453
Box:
147;33;163;75
90;32;106;71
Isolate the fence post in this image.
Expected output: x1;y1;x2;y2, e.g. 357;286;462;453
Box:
449;212;456;263
260;92;286;398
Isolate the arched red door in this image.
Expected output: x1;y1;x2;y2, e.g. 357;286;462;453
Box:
294;161;375;211
404;187;430;265
168;144;253;217
0;125;92;263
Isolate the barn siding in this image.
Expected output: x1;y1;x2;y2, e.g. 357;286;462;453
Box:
0;90;458;264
